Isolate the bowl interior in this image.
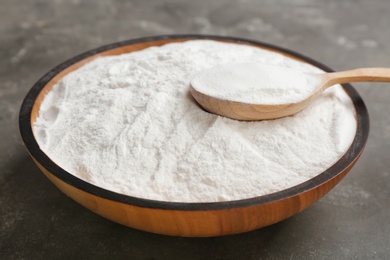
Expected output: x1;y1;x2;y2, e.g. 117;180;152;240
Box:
20;35;369;211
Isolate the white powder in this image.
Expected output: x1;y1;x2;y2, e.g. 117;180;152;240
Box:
191;62;321;104
34;40;357;202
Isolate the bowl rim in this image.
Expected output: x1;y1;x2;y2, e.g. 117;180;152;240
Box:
19;34;370;211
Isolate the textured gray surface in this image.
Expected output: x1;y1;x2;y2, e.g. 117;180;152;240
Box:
1;0;389;259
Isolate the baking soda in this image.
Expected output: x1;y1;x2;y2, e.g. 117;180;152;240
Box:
191;62;321;104
34;40;357;202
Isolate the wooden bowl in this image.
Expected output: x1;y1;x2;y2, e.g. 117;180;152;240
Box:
19;35;369;237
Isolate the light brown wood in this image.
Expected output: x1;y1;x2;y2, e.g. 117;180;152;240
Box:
320;67;390;90
191;67;390;121
29;154;360;237
23;37;368;237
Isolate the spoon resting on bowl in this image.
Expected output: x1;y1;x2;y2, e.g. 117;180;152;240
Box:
190;63;390;120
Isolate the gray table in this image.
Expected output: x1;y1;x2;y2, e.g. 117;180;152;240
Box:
1;1;389;259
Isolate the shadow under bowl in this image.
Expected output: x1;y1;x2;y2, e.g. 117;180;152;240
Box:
19;35;369;237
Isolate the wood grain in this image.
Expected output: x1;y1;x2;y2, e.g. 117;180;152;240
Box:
322;67;390;89
30;154;360;237
190;86;313;121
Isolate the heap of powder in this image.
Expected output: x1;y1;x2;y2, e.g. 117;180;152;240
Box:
191;62;321;104
34;40;357;202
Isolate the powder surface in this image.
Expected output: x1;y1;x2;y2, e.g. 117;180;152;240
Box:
191;62;321;104
34;40;357;202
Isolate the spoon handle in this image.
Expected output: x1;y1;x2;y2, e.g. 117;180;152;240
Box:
323;68;390;89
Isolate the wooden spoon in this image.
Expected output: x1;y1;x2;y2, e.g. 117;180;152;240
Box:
190;67;390;120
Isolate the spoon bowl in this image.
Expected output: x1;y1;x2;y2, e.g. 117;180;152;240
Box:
191;67;390;120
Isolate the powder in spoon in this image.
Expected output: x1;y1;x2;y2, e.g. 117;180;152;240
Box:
34;40;357;202
191;62;321;104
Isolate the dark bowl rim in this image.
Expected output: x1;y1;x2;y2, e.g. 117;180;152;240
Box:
19;34;370;211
